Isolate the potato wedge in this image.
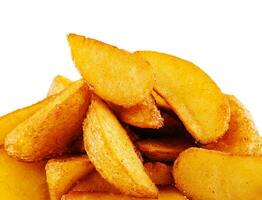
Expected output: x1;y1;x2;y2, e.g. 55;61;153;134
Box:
47;75;72;96
174;147;262;200
71;171;120;194
138;137;194;161
152;90;172;111
0;96;54;146
205;95;262;155
0;148;49;200
112;95;163;128
63;187;187;200
83;96;158;198
72;162;173;193
135;51;230;144
46;156;94;200
47;76;86;154
144;162;173;185
5;80;90;161
67;34;154;107
0;75;71;146
49;74;162;128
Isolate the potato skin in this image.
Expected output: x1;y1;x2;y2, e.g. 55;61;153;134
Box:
136;51;230;144
0;148;49;200
174;148;262;200
205;95;262;155
83;96;158;198
5;80;90;161
67;34;154;107
46;156;94;200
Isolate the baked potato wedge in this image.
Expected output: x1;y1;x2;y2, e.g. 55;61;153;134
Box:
5;80;90;161
0;148;49;200
0;75;71;146
71;171;120;194
63;187;187;200
112;95;163;128
47;75;72;96
174;148;262;200
67;34;154;107
205;95;262;155
0;97;54;146
138;137;194;161
46;156;94;200
83;96;158;198
72;162;173;194
49;74;162;128
144;162;173;185
135;51;230;144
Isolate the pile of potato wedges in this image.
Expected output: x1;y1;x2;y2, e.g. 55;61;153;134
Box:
0;33;261;200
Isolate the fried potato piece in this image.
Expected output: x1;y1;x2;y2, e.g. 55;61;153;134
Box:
0;97;54;146
0;75;71;146
112;95;163;128
144;162;173;185
0;148;49;200
205;95;262;155
67;34;154;107
50;74;162;128
63;187;187;200
138;137;194;161
47;75;72;96
46;156;94;200
71;171;120;194
174;148;262;200
152;90;172;111
83;96;158;198
72;162;173;193
135;51;230;144
5;80;90;161
47;75;86;154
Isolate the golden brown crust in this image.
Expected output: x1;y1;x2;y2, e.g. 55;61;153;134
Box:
83;96;158;198
46;156;94;200
135;51;230;144
70;171;120;194
5;80;91;161
112;95;164;129
204;95;262;155
174;148;262;200
68;34;154;107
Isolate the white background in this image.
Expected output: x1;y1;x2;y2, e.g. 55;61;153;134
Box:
0;0;261;132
